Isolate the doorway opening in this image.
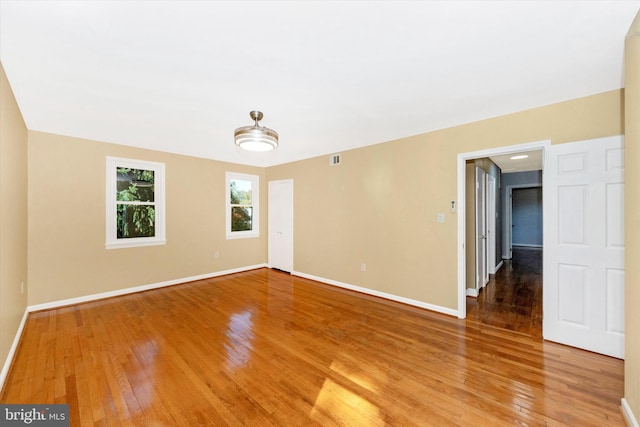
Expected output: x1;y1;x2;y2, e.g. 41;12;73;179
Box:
506;182;543;259
456;141;549;332
464;157;543;336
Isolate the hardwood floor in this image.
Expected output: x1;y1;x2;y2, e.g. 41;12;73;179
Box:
466;247;543;338
1;268;624;426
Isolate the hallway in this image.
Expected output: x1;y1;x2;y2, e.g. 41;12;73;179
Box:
466;247;543;338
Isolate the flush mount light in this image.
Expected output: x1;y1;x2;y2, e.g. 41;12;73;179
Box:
234;111;279;152
510;154;529;160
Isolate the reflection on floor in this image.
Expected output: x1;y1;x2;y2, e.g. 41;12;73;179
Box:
466;247;543;338
1;265;624;425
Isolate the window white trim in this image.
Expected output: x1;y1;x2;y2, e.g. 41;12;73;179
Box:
106;157;166;249
226;172;260;239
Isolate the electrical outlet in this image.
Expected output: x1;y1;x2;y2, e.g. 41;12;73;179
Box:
437;213;445;223
361;263;366;272
214;251;220;259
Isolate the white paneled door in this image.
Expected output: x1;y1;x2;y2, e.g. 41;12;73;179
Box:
475;167;488;291
543;136;624;359
268;179;294;273
487;174;497;274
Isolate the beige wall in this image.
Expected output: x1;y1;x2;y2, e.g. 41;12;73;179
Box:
27;131;267;306
625;10;640;422
0;63;28;370
267;89;623;311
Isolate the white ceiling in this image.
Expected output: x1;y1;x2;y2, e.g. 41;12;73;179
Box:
489;150;543;173
1;1;638;167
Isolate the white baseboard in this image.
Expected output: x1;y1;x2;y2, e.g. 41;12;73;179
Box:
622;398;639;427
0;308;29;393
466;288;479;297
27;264;268;312
494;260;504;273
292;271;458;317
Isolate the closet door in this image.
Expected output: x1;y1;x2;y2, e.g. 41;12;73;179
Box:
268;179;293;272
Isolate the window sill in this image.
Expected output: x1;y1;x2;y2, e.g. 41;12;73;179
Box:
226;233;260;240
105;239;167;250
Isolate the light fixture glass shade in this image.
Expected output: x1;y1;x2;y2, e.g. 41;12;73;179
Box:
234;111;279;151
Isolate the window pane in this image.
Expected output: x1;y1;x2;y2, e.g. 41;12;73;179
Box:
231;206;253;232
117;204;156;238
117;168;155;202
230;179;252;205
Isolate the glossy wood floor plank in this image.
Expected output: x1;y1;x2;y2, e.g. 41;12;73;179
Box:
466;247;543;337
1;268;624;426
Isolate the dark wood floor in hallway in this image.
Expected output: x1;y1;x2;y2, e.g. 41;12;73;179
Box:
466;247;543;338
1;267;624;426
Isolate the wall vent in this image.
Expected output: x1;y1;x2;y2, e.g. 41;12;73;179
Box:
329;153;341;166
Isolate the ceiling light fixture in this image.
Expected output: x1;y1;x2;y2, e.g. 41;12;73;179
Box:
234;111;278;152
510;154;529;160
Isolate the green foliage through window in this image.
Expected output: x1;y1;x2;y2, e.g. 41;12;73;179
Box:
116;168;156;238
231;207;252;231
230;179;253;232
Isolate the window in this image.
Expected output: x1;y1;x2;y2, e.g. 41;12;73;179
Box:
226;172;259;239
106;157;165;249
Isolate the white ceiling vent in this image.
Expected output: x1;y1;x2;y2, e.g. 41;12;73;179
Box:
329;153;341;166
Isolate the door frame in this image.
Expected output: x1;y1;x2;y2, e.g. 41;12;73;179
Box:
456;140;550;319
